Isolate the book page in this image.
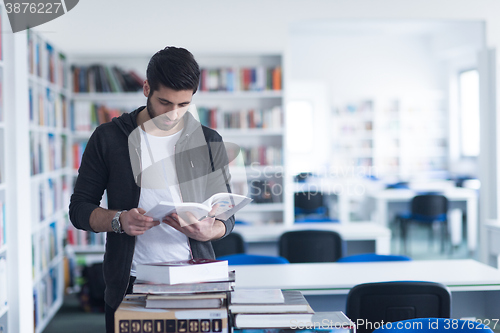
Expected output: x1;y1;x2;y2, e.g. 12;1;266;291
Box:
204;193;252;220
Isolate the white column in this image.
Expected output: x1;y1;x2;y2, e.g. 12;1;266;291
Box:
5;31;33;333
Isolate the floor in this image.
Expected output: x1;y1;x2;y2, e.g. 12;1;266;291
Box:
42;225;481;333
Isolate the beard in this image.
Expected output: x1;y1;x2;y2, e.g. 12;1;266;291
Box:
146;97;183;132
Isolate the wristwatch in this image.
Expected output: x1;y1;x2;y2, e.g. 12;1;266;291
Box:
111;210;125;233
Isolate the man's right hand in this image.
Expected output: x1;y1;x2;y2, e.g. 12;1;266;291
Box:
120;208;159;236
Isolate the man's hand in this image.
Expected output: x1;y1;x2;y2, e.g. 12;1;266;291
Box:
120;208;160;236
162;205;225;242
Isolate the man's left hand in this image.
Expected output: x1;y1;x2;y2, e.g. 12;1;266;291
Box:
162;205;225;241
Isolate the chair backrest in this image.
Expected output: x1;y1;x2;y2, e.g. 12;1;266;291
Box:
346;281;451;333
411;194;449;219
216;254;289;265
211;232;245;257
337;253;412;263
372;318;493;333
295;192;327;214
278;230;343;263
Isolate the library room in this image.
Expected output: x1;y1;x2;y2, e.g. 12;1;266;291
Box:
1;1;500;333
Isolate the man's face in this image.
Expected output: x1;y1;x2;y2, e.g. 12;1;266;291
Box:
144;82;193;133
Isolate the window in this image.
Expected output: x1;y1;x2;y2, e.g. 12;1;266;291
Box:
458;69;480;157
286;100;314;153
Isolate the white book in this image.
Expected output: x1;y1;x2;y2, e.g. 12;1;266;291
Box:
229;290;311;314
234;311;355;329
145;292;227;309
145;192;252;224
136;259;229;285
231;289;284;304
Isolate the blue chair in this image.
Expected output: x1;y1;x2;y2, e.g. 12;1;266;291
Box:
216;254;289;265
396;194;449;254
337;253;412;262
346;281;451;333
372;318;493;333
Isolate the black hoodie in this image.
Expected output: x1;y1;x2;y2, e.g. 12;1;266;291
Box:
69;106;235;309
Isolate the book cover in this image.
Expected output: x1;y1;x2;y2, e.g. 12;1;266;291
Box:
234;311;355;330
133;271;235;294
145;292;227;309
115;296;228;333
144;192;252;224
136;259;229;285
229;290;312;314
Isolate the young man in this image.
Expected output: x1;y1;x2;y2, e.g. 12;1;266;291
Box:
69;46;235;333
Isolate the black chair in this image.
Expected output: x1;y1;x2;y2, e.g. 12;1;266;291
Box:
294;192;338;222
278;230;344;263
396;194;449;254
346;281;451;333
212;232;245;257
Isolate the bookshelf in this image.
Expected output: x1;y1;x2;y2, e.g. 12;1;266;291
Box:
192;54;285;225
27;29;71;333
331;93;448;181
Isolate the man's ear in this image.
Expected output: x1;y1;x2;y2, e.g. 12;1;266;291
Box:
143;80;150;97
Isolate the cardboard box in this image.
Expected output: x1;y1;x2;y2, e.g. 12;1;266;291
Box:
115;296;228;333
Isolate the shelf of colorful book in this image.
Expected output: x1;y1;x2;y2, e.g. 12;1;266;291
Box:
72;92;146;102
33;268;63;333
33;253;63;286
194;90;282;100
67;245;106;254
27;30;68;89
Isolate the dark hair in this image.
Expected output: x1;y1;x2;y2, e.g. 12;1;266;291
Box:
146;46;200;94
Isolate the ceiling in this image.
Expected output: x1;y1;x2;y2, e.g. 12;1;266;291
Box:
35;0;497;57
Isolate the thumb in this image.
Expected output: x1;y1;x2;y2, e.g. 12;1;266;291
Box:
136;208;147;214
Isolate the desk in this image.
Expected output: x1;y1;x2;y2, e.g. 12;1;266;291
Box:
234;222;391;255
232;259;500;319
369;188;478;251
485;221;500;268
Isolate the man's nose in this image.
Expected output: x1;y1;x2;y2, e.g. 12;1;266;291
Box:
165;107;180;119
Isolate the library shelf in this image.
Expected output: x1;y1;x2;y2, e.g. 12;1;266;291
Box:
26;29;70;333
72;91;146;102
34;296;63;333
194;90;282;100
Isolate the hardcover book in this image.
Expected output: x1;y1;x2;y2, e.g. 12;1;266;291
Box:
145;292;227;309
229;290;311;314
136;259;229;285
115;296;228;333
230;289;284;304
133;271;235;294
233;311;354;330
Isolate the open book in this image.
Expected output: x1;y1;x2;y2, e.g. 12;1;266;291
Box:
145;192;252;224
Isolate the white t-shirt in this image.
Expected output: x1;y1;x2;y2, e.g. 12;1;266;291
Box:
130;129;191;276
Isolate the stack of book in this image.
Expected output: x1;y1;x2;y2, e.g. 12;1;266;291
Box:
115;259;233;333
229;288;355;333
